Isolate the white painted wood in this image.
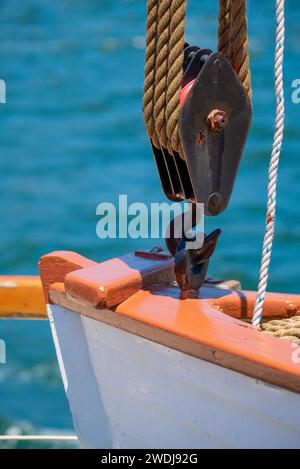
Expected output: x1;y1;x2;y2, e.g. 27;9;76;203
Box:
48;304;300;449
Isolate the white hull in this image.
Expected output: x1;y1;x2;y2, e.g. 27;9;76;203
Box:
48;304;300;449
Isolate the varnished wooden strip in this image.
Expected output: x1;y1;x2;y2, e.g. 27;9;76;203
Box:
0;276;46;318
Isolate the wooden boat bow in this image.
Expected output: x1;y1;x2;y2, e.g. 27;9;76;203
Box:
37;250;300;395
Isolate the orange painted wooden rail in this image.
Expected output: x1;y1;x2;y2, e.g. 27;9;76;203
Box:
39;250;300;394
0;276;47;318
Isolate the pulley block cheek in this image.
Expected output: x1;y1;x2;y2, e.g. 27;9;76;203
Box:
150;44;213;203
179;51;252;216
149;44;252;291
150;44;252;216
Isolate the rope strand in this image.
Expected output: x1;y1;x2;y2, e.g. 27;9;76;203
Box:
252;0;285;327
143;0;160;148
229;1;252;99
166;0;187;157
153;0;172;149
218;0;232;61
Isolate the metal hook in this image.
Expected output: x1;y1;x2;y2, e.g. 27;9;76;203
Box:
165;204;221;291
174;229;221;291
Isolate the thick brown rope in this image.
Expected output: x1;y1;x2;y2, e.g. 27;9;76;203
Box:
218;0;252;99
165;0;187;156
143;0;251;157
143;0;186;157
229;1;252;99
218;0;232;59
153;0;172;150
143;0;160;149
262;316;300;344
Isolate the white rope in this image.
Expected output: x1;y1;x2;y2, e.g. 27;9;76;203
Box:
252;0;285;327
0;435;78;441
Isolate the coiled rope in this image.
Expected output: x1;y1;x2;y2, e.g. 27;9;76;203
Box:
143;1;251;158
261;316;300;344
252;0;285;327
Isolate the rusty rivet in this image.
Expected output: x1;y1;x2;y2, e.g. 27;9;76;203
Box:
286;302;299;317
208;192;222;215
207;109;228;132
196;131;205;145
213;59;222;72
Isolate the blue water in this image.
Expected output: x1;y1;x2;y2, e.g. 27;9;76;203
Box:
0;0;300;448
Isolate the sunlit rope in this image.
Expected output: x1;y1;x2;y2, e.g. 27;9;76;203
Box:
252;0;285;327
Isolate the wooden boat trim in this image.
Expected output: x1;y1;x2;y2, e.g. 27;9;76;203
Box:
39;251;300;320
39;250;174;308
40;251;300;394
0;276;46;318
49;286;300;394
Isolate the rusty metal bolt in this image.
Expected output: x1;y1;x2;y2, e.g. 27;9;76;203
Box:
196;131;205;145
286;302;300;317
213;59;222;72
207;109;228;132
208;192;222;215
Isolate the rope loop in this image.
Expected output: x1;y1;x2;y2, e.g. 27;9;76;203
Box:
143;0;252;157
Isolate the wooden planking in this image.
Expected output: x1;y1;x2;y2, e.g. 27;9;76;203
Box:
39;250;300;392
49;286;300;395
116;286;300;387
0;276;47;318
49;305;300;448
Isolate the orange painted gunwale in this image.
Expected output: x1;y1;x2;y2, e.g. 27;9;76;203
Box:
39;250;300;393
117;286;300;384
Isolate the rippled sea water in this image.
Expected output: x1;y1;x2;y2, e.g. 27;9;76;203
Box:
0;0;300;448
